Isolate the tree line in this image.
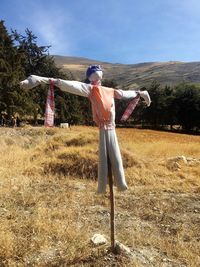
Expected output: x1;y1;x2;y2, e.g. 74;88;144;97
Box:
115;81;200;133
0;20;200;132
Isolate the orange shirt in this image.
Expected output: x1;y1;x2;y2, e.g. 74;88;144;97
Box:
89;85;114;128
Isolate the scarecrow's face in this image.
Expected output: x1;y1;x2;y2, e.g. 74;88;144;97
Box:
89;71;103;84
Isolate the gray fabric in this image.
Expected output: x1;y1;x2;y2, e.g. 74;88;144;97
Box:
97;128;127;194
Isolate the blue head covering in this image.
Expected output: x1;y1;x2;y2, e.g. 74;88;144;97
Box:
86;65;103;79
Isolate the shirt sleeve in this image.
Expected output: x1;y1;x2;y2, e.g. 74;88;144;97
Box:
114;89;139;99
20;75;91;97
57;79;91;97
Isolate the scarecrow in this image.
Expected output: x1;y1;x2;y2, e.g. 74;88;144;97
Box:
20;65;151;194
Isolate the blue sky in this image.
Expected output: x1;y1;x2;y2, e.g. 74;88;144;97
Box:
1;0;200;64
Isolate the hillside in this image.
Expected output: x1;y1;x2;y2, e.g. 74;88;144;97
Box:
53;55;200;88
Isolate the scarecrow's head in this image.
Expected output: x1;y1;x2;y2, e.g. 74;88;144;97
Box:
86;65;103;85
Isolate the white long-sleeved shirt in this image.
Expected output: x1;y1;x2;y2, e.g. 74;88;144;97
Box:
20;75;139;127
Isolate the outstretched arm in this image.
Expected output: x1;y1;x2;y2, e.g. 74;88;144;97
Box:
114;89;151;106
20;75;91;97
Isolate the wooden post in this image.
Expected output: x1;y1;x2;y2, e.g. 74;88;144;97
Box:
107;155;115;252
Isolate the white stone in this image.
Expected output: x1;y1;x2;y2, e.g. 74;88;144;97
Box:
60;123;69;128
115;241;131;255
166;155;188;171
91;234;107;246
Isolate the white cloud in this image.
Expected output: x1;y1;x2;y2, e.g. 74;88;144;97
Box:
34;12;70;55
18;1;72;55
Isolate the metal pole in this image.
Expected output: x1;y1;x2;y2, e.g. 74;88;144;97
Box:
107;155;115;252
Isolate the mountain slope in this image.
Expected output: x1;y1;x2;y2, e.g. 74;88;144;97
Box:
53;55;200;88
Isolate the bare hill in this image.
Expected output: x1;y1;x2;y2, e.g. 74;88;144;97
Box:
53;55;200;88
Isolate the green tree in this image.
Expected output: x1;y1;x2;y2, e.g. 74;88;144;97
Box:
141;81;165;128
0;20;25;117
12;28;51;77
173;84;200;131
13;28;85;124
160;85;178;129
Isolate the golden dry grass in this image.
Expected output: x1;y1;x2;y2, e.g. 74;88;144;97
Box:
0;126;199;266
62;64;87;71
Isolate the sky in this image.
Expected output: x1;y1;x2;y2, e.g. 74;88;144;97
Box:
1;0;200;64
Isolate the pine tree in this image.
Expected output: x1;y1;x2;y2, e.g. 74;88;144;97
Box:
13;28;85;124
173;84;200;131
0;20;25;119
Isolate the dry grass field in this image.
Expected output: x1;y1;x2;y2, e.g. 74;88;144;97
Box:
0;126;199;267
